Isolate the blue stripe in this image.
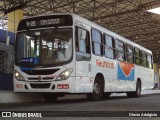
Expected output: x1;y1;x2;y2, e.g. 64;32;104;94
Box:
20;68;33;70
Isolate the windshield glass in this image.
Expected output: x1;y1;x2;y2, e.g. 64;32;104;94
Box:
16;28;72;66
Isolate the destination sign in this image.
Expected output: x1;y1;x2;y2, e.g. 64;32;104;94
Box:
18;15;73;30
26;18;63;27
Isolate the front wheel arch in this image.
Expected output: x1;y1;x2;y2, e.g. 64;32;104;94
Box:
87;73;105;101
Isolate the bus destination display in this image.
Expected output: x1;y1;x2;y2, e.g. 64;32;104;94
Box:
18;15;73;30
26;18;63;27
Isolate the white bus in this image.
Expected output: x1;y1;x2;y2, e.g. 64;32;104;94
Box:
14;13;154;101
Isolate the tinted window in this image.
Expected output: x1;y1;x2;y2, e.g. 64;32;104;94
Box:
92;29;102;55
115;40;124;51
104;35;115;59
76;27;91;61
141;51;147;67
147;54;153;69
134;47;141;65
126;44;133;63
115;39;125;61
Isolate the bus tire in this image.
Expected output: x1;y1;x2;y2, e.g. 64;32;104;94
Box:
103;93;111;99
127;80;141;98
43;94;58;102
87;77;104;101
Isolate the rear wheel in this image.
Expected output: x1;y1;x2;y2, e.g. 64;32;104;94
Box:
43;94;58;102
127;81;141;98
87;77;104;101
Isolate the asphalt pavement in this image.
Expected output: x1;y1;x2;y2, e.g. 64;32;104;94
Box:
0;89;160;120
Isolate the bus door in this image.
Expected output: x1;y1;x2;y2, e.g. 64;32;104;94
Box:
75;26;92;92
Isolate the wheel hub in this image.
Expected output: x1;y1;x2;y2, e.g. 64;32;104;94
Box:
93;83;100;94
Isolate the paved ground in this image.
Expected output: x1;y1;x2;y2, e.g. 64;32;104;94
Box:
0;89;160;120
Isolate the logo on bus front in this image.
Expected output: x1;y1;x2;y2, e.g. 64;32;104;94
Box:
38;76;42;81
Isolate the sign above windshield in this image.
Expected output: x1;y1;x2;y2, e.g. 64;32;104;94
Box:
18;15;73;30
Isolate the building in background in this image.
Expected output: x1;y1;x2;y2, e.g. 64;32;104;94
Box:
0;29;14;90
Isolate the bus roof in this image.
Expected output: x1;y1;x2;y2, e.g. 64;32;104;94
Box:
71;13;152;54
22;13;152;54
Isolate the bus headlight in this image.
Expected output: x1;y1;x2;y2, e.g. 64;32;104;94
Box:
56;68;73;81
14;70;25;81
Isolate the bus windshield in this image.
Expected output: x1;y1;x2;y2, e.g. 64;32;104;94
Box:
15;28;72;66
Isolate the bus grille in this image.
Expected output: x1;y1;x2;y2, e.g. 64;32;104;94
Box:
28;77;55;81
22;69;59;75
30;83;51;88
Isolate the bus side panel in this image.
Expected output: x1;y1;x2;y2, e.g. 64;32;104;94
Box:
91;56;120;92
148;68;154;89
135;66;154;90
75;60;93;93
114;61;136;92
74;23;93;93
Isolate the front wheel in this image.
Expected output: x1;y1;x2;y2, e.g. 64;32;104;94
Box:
43;94;58;102
87;77;104;101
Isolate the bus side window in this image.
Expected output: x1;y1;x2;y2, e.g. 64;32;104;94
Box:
115;39;126;61
91;29;103;56
141;51;147;67
134;47;141;65
104;34;115;59
147;54;153;69
126;44;133;63
75;27;91;61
